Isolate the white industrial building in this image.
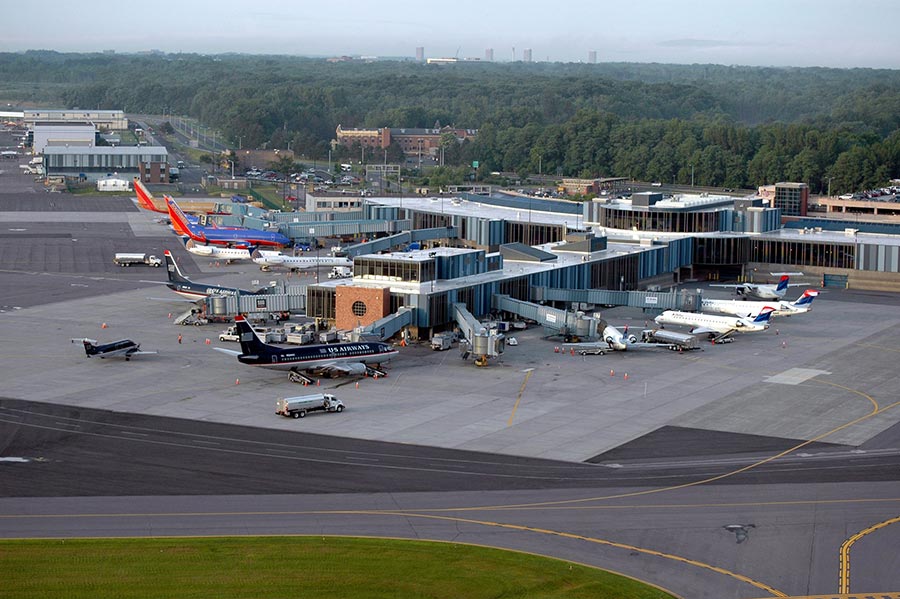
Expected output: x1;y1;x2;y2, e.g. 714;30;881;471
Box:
24;109;127;130
32;122;96;154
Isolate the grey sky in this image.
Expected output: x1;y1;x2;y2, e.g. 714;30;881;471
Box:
4;0;898;68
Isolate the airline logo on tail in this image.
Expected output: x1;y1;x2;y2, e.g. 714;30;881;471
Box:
753;306;777;324
775;275;790;293
133;178;164;213
792;289;819;307
166;197;201;239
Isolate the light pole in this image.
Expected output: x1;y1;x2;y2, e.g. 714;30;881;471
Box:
826;176;833;197
228;160;234;178
690;164;694;187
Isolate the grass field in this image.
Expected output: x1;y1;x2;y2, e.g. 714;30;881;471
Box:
0;536;675;598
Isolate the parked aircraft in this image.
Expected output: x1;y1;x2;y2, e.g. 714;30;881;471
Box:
74;338;157;361
702;289;819;319
251;249;352;271
710;275;802;300
166;197;290;248
132;177;218;216
563;320;673;354
654;306;776;340
163;250;266;300
182;238;253;263
214;315;398;377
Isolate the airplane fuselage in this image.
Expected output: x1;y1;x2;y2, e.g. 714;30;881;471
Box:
655;310;768;333
238;342;398;371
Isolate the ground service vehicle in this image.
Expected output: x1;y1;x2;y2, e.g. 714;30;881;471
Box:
327;266;352;279
114;253;162;267
431;333;453;351
276;393;344;418
641;329;701;351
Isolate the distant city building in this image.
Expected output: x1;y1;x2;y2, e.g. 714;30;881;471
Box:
523;48;532;62
335;125;477;156
425;57;458;64
415;46;424;62
588;50;597;64
758;182;809;217
485;48;494;61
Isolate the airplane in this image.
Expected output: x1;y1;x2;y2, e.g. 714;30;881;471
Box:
562;320;674;354
710;275;803;301
132;177;219;216
214;315;398;377
163;250;267;300
251;249;352;272
654;306;776;340
166;196;290;248
182;238;253;263
701;289;819;319
73;338;157;361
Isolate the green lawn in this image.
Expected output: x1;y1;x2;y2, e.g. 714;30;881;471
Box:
0;537;675;599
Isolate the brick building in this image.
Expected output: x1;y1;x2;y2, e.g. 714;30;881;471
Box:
334;125;476;157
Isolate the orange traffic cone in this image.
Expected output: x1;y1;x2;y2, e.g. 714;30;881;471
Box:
355;381;359;389
235;378;240;385
624;373;629;380
610;369;615;376
101;323;108;329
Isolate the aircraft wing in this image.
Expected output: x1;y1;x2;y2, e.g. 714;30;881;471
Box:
689;326;732;337
128;350;158;356
709;283;751;291
316;361;368;376
213;347;242;357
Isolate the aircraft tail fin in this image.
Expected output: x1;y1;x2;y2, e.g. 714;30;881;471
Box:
165;196;194;236
775;275;790;293
133;178;165;213
753;306;776;324
163;250;191;284
234;314;272;354
791;289;819;308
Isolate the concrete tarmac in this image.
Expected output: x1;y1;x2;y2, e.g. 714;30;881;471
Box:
4;182;900;597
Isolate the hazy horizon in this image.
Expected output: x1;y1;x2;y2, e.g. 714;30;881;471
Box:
3;0;899;70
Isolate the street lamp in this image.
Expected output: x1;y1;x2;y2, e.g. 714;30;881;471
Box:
690;164;694;187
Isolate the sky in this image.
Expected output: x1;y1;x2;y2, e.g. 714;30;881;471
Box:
4;0;899;69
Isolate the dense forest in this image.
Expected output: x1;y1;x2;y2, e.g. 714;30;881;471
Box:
1;51;899;193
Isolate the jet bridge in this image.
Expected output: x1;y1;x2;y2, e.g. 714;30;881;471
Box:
493;295;600;341
341;227;459;257
453;303;505;366
356;307;414;342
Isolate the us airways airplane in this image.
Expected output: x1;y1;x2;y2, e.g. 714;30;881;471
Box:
214;315;398;377
166;197;290;248
654;306;776;340
164;250;265;300
182;238;253;263
710;275;803;301
251;249;352;272
702;289;819;319
73;338;157;361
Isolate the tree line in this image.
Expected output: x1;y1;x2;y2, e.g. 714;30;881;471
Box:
1;51;898;193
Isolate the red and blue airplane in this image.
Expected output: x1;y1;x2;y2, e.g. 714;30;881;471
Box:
166;196;290;248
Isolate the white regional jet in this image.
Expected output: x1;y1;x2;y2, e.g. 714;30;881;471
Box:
710;275;802;301
182;238;252;263
701;289;819;319
252;249;352;272
563;321;673;354
654;306;776;340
